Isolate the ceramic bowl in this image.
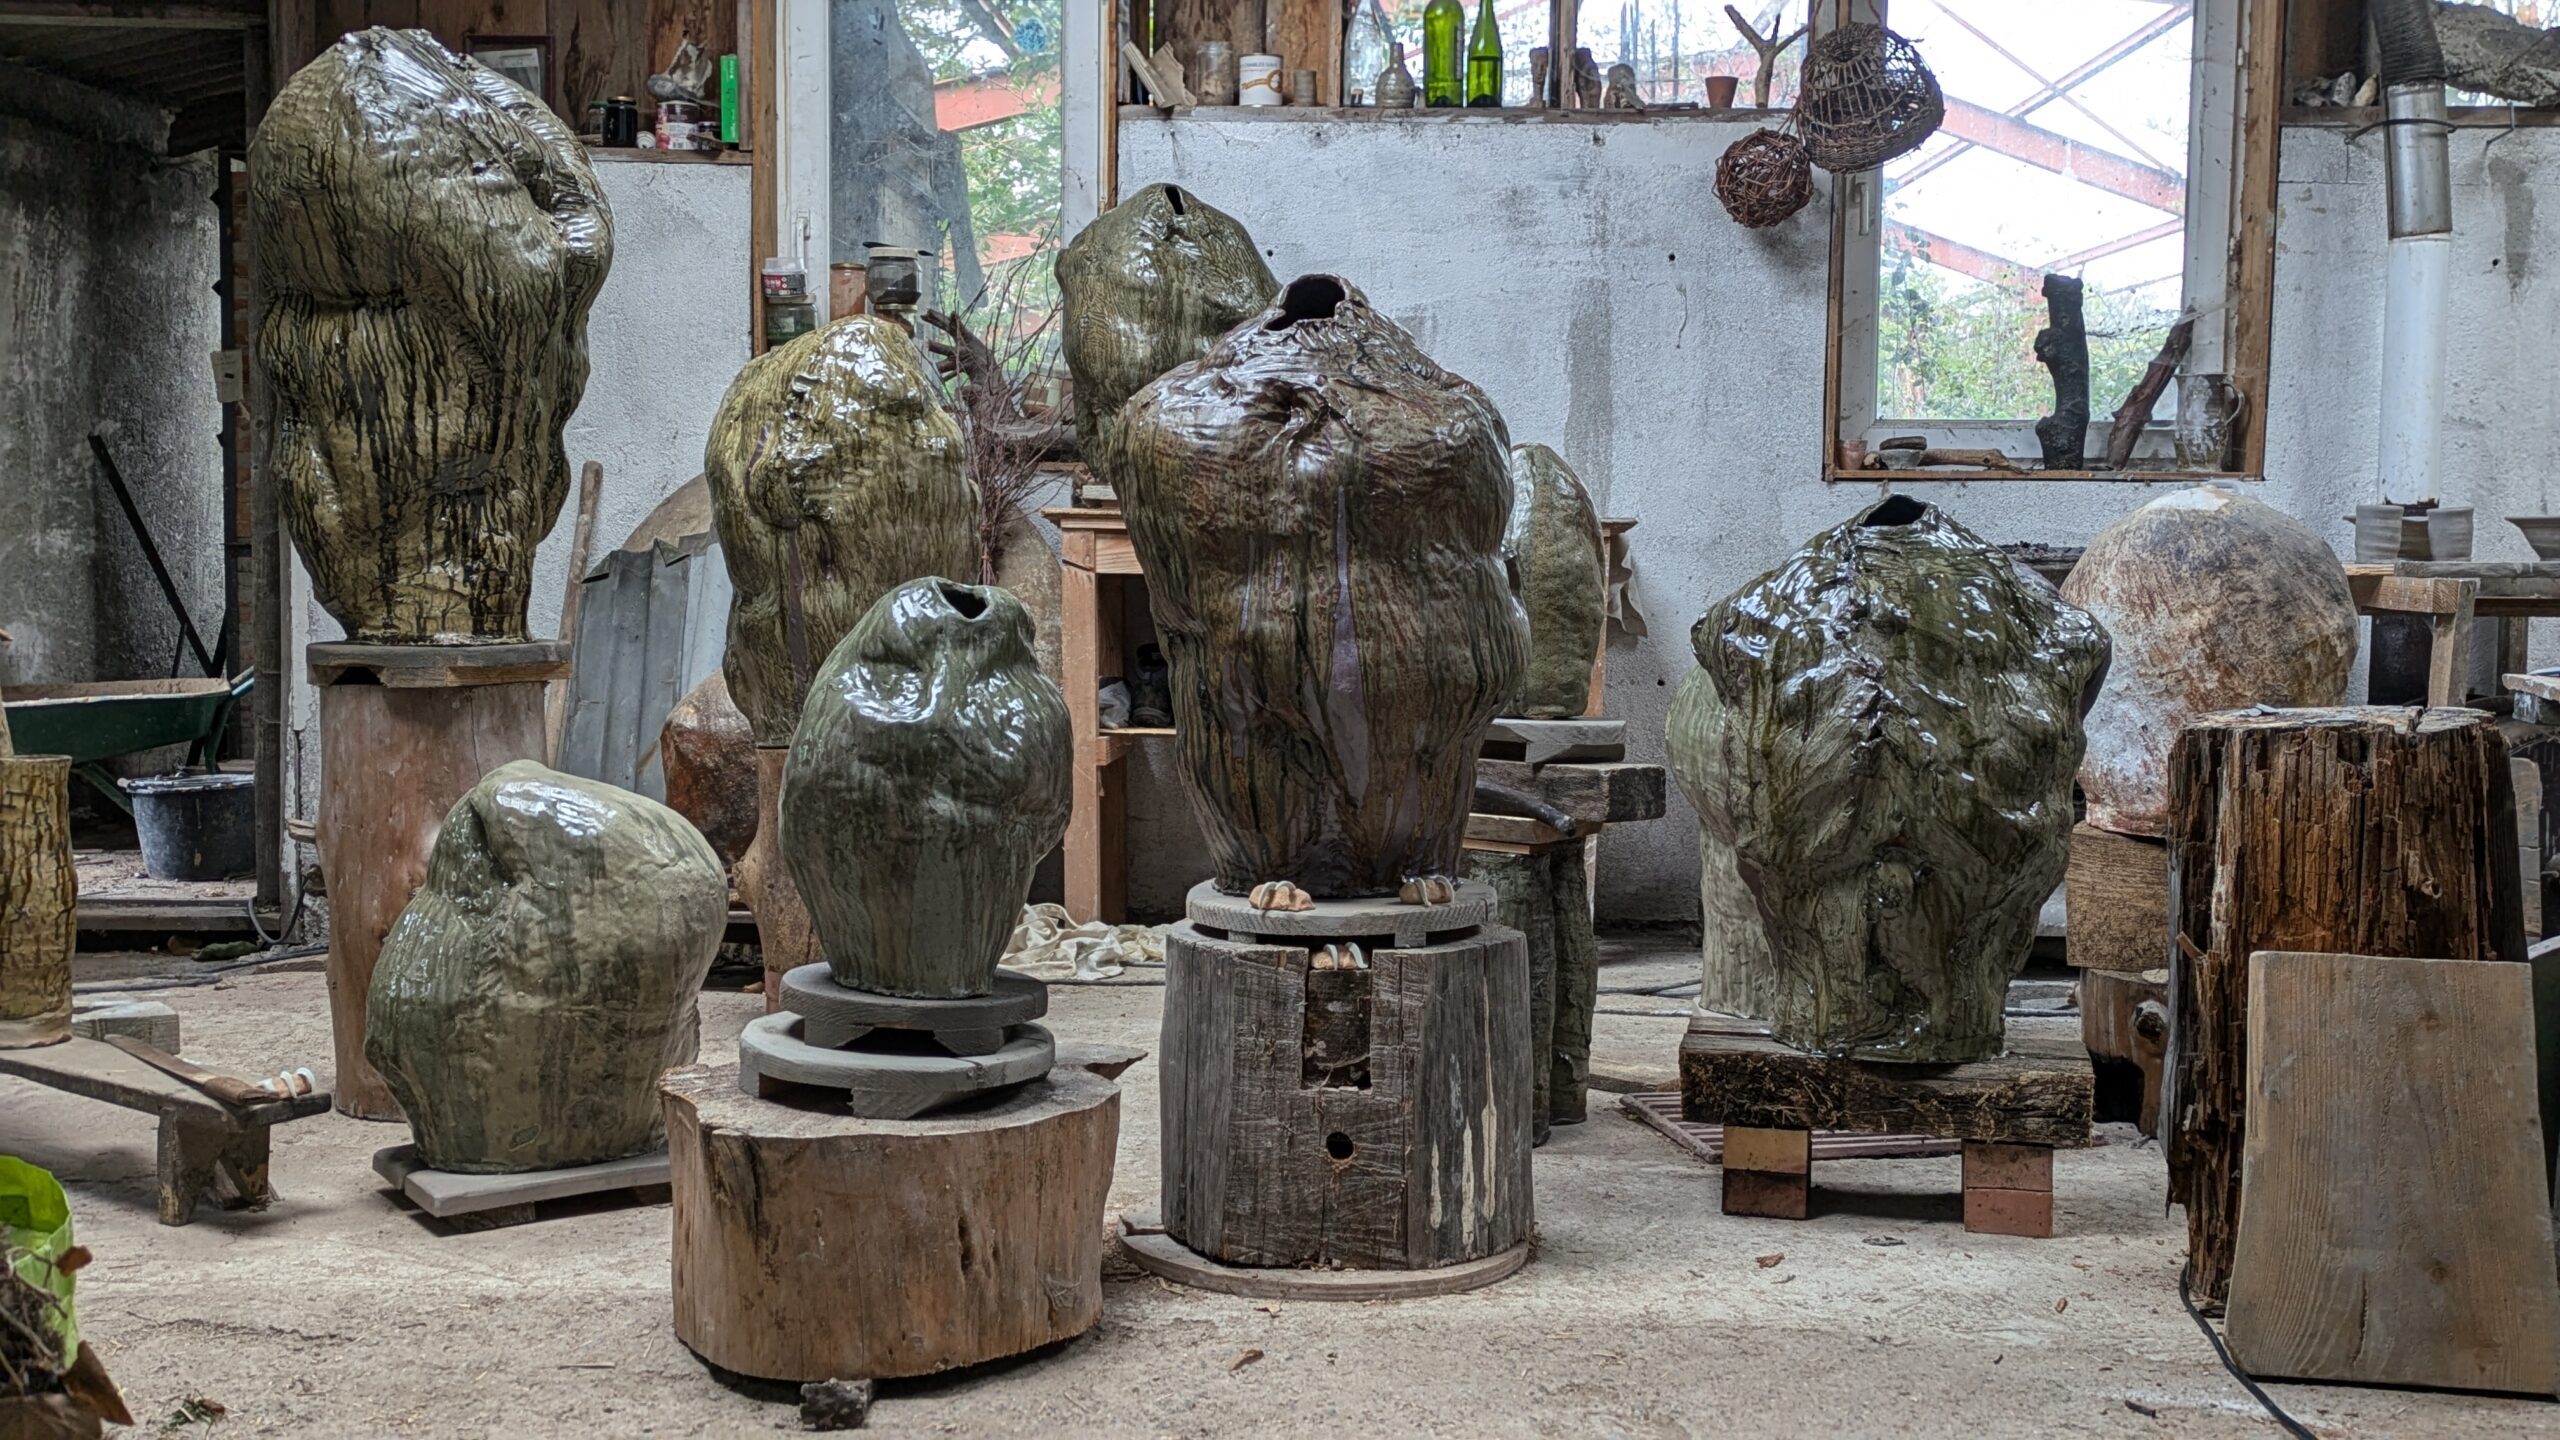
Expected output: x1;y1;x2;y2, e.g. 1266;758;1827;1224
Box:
2510;516;2560;561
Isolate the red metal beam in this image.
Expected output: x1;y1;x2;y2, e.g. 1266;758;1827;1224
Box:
1929;96;2186;215
1897;3;2192;190
1887;216;2187;293
935;70;1059;132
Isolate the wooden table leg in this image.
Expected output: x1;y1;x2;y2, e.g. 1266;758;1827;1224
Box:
156;1120;271;1227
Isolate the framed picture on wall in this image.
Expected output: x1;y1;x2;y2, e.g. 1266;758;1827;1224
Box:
468;35;553;111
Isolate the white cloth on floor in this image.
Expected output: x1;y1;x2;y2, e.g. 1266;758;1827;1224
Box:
1002;902;1163;981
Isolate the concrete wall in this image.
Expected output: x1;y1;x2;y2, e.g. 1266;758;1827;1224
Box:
1119;109;2560;925
0;67;222;691
281;154;752;833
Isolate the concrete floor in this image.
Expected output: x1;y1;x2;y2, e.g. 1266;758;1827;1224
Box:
7;945;2553;1438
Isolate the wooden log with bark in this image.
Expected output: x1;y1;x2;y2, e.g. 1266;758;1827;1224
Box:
2165;705;2529;1308
736;747;823;1009
2033;274;2090;471
0;755;76;1050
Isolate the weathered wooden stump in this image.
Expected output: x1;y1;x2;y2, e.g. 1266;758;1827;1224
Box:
312;642;563;1119
2063;823;2168;971
0;753;76;1050
1682;1014;2093;1237
736;746;821;1009
1158;881;1534;1278
2166;705;2529;1307
663;1063;1119;1383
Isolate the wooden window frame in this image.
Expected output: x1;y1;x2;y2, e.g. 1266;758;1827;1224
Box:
1819;0;2285;483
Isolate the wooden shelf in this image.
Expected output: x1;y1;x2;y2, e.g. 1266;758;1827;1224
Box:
1120;104;1774;125
1100;725;1175;738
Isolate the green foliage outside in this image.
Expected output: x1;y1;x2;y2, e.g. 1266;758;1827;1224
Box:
1879;240;2178;426
904;0;1065;331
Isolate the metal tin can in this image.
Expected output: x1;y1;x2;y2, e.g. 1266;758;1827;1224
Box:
602;96;640;147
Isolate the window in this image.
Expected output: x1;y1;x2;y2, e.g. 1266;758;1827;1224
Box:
1827;0;2274;476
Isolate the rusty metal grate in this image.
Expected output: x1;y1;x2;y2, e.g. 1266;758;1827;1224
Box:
1618;1092;1963;1164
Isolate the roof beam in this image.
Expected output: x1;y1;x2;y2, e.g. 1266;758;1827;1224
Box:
1897;2;2191;189
0;3;261;29
1930;96;2187;214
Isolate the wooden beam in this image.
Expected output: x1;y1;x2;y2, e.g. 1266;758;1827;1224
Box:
2226;0;2283;476
0;2;262;27
1934;96;2188;214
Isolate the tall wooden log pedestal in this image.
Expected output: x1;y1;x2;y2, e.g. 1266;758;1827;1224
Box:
1463;750;1668;1143
663;1063;1119;1383
0;754;76;1050
1152;881;1534;1291
2166;706;2529;1307
311;642;565;1120
1681;1015;2094;1237
2064;823;2172;1134
735;746;821;1010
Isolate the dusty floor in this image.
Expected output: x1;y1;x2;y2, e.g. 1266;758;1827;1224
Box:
7;943;2553;1438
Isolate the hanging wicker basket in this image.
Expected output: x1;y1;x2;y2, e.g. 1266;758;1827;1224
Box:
1716;128;1815;228
1795;22;1943;173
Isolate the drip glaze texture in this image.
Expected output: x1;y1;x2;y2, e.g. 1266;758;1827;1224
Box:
1117;274;1528;897
1054;184;1276;482
2062;485;2356;837
1665;666;1773;1021
1503;443;1608;718
705;315;979;744
250;28;612;644
366;761;727;1173
1696;498;2111;1062
780;579;1073;997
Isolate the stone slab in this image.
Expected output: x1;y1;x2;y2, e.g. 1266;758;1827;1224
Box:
70;999;179;1054
307;640;571;689
1482;717;1628;764
778;964;1048;1051
736;1014;1056;1119
1115;1211;1528;1300
371;1143;670;1221
1472;759;1668;824
1182;878;1492;948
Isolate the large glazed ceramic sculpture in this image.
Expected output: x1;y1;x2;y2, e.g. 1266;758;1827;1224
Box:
1054;183;1276;473
366;762;727;1173
1664;667;1772;1022
781;578;1072;998
251;28;611;644
706;315;979;745
2062;484;2355;836
1695;496;2110;1062
1118;274;1528;898
1504;443;1607;718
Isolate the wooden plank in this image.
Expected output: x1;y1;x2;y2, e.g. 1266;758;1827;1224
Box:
1678;1018;2093;1147
307;640;570;688
1463;813;1574;849
2063;823;2168;970
373;1141;668;1218
1260;0;1339;104
2225;952;2560;1396
1472;758;1665;824
1115;1216;1526;1299
2166;706;2530;1307
2226;0;2282;475
554;0;642;123
0;1035;324;1129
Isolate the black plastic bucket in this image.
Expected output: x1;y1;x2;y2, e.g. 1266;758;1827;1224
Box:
121;772;255;881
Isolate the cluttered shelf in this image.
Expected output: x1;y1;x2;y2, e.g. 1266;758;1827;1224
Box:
1119;103;1785;124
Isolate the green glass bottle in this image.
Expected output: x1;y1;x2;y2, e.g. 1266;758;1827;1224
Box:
1422;0;1464;108
1465;0;1503;107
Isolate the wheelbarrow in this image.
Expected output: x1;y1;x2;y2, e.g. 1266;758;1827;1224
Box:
0;671;253;814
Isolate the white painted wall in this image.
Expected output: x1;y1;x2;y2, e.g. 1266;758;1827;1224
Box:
282;155;752;858
1118;110;2560;924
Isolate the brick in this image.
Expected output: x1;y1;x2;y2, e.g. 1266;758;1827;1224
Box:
1962;1186;2054;1237
1722;1168;1811;1220
1963;1140;2052;1192
1723;1125;1811;1175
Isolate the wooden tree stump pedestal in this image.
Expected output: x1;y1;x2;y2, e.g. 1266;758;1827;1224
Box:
735;746;821;1009
1681;1015;2093;1238
663;1062;1119;1383
311;642;566;1120
1154;881;1534;1289
0;753;76;1050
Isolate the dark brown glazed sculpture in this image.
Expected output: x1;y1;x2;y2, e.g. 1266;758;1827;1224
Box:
1117;274;1528;898
251;28;611;644
705;315;979;745
366;762;727;1173
1695;497;2109;1062
1504;443;1607;718
780;579;1072;998
1054;183;1275;475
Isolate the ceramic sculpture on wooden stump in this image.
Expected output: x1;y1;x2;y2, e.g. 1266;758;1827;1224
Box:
0;754;75;1050
1117;274;1528;899
737;578;1072;1116
1503;447;1606;720
251;27;609;646
1694;496;2110;1063
703;315;979;1003
1054;183;1276;477
366;762;727;1177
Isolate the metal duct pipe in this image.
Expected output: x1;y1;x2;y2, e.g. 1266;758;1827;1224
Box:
2373;0;2453;505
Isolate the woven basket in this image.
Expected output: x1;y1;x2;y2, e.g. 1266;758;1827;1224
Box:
1716;129;1815;228
1796;22;1942;173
